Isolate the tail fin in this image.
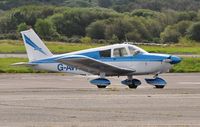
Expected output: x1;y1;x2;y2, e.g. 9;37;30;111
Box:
21;29;53;62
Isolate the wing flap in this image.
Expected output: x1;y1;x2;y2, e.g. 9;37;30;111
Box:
56;55;135;76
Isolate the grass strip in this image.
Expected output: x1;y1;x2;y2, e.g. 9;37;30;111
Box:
1;40;200;54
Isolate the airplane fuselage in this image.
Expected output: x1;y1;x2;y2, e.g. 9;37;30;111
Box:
32;52;173;76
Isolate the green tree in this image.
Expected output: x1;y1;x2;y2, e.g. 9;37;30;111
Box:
0;16;14;33
160;26;181;43
86;21;106;39
0;5;55;34
131;9;158;18
145;19;162;39
109;34;120;44
34;19;59;40
17;22;29;33
129;17;151;41
177;11;197;22
105;18;133;40
50;8;119;37
187;22;200;41
126;31;142;42
98;0;112;8
175;21;192;35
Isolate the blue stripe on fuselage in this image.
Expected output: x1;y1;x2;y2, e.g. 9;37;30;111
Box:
79;51;100;59
30;51;170;64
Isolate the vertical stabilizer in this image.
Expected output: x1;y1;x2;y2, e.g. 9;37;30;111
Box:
21;29;53;61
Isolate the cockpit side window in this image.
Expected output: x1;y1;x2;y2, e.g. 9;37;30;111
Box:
113;47;128;57
113;49;120;57
99;49;111;58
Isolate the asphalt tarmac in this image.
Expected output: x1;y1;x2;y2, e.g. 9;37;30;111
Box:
0;73;200;127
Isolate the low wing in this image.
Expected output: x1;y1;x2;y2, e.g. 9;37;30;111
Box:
11;62;37;67
56;55;135;76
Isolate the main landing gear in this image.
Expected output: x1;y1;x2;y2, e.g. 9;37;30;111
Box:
121;75;141;89
90;73;110;88
90;78;111;88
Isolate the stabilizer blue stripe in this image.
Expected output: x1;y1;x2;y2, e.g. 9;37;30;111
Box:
24;35;47;55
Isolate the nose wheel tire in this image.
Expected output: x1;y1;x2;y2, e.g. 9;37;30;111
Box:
97;85;107;88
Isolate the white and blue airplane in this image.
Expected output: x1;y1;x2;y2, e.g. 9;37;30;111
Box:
13;29;181;89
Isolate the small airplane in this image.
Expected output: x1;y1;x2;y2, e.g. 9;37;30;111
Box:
13;29;181;89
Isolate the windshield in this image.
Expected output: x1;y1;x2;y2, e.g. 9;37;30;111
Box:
128;45;147;55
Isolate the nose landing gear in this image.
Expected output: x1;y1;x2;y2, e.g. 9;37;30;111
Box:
145;74;167;89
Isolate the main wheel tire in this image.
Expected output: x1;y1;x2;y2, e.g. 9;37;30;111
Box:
128;84;138;89
155;85;165;89
97;85;107;88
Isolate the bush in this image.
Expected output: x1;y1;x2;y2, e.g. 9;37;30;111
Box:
0;33;19;40
68;36;81;43
80;36;92;43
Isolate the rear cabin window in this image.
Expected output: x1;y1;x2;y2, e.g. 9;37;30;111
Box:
99;49;111;58
113;47;128;57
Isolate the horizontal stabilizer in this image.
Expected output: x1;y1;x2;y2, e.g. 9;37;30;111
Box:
11;62;37;67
